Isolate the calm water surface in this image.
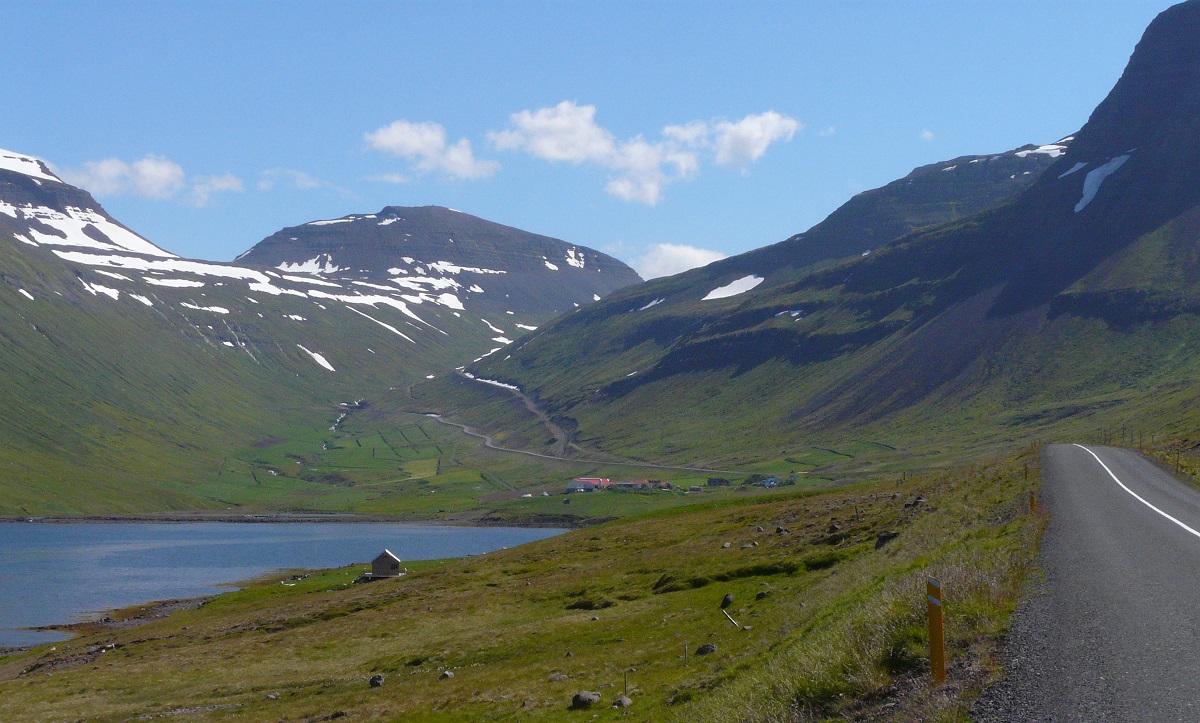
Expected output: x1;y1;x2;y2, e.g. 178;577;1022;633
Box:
0;522;564;648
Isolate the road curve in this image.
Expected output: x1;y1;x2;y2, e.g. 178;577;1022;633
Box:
974;444;1200;722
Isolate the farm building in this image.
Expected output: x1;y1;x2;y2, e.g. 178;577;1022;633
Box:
614;479;646;489
566;479;598;493
371;549;404;578
574;477;611;487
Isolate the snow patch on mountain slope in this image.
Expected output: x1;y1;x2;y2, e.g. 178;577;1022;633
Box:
702;275;764;301
1059;162;1087;179
345;306;415;343
297;344;335;371
307;218;354;226
277;255;340;274
426;261;506;275
180;302;230;314
1016;142;1069;159
565;247;585;268
0;148;62;183
144;278;205;288
281;274;342;288
0;200;173;257
461;371;520;391
79;278;119;300
1075;155;1131;213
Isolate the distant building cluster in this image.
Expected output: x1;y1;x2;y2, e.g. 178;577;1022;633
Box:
561;474;795;495
564;477;670;493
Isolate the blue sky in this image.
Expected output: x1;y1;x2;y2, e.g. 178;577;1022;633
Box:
0;1;1172;277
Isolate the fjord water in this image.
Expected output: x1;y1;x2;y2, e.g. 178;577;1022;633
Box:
0;522;564;648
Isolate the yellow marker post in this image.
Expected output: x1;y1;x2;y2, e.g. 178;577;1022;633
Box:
927;575;946;685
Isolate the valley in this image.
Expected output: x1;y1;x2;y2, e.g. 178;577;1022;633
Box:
4;1;1200;719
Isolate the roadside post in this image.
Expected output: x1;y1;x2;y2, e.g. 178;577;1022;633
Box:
927;575;946;685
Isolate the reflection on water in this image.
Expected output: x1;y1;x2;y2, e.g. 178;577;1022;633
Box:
0;522;564;648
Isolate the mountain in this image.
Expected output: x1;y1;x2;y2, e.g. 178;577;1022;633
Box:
454;0;1200;467
690;139;1071;284
238;205;640;317
0;151;640;514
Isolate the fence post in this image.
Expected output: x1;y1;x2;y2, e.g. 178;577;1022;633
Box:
927;575;946;685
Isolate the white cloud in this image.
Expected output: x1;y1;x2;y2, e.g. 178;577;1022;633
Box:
818;125;837;137
190;173;244;206
365;173;410;185
921;129;935;142
58;154;186;200
711;111;801;169
258;168;324;191
490;102;616;163
633;243;726;279
365;120;498;179
490;102;799;205
57;154;242;206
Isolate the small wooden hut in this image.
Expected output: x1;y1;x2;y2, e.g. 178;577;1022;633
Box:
371;549;403;579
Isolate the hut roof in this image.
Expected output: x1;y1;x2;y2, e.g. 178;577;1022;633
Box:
374;549;401;563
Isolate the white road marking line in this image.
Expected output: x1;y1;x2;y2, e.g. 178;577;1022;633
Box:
1074;444;1200;540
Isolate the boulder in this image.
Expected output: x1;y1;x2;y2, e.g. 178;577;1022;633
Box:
549;673;569;682
695;642;718;655
440;670;454;680
571;691;601;709
875;531;900;549
755;591;770;601
612;695;633;708
720;593;734;609
369;674;384;688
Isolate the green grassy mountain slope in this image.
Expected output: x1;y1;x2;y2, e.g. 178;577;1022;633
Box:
455;0;1200;468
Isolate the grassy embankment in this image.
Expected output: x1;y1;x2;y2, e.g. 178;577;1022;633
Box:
0;446;1043;721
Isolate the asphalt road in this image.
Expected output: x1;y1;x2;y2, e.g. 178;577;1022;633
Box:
974;444;1200;722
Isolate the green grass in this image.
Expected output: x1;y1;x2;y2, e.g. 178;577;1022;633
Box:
0;447;1044;721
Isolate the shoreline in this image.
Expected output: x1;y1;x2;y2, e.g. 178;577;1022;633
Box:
0;511;595;528
1;595;218;658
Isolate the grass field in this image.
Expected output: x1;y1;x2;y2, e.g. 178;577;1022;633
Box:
0;446;1043;721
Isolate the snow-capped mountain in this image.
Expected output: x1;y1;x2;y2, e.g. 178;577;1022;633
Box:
0;148;173;259
0;149;641;513
238;205;641;318
0;148;640;373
